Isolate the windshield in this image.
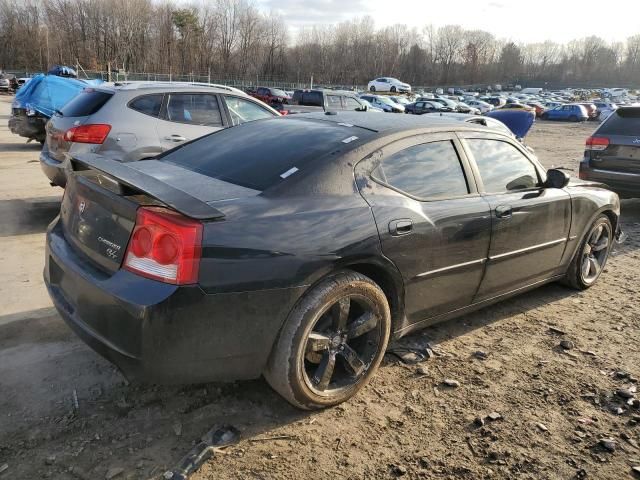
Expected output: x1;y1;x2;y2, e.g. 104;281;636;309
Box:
377;97;396;106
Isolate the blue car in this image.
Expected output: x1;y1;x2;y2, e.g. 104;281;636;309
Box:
542;104;588;122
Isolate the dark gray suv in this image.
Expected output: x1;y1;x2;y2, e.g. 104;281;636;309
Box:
580;107;640;198
40;83;280;187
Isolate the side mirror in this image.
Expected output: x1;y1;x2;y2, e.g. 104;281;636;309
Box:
545;168;570;189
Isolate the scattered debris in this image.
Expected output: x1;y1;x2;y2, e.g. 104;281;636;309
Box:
474;416;485;427
536;423;548;432
487;412;502;421
45;455;56;466
387;344;435;364
72;389;79;410
249;435;298;443
415;365;429;376
599;438;616;452
0;464;7;474
391;464;407;476
548;327;566;335
473;350;489;360
168;425;240;480
443;379;460;388
617;388;635;399
173;421;183;437
560;340;575;350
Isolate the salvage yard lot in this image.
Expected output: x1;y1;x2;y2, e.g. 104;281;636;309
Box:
0;95;639;480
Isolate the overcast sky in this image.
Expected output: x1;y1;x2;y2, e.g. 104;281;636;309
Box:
256;0;637;44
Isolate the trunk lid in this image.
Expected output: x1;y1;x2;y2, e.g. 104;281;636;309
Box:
62;155;259;274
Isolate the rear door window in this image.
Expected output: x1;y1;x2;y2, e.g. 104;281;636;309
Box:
59;89;113;117
165;93;222;126
128;94;163;117
598;109;640;136
373;141;469;199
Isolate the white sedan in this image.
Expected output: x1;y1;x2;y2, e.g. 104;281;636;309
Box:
367;77;411;93
466;100;494;114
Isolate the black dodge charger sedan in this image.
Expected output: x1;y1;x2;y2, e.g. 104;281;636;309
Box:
45;112;623;410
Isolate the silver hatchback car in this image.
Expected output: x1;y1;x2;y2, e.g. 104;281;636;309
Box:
40;83;281;187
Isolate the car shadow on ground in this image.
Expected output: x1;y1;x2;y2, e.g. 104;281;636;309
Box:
0;196;61;237
0;279;581;478
0;141;43;152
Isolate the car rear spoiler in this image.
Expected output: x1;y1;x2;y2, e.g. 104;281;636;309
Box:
69;154;226;220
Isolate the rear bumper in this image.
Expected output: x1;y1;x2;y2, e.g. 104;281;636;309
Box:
8;113;46;140
40;149;67;187
580;160;640;198
44;218;305;384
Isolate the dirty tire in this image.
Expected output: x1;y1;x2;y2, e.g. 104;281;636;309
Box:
390;86;397;93
264;271;391;410
369;86;376;92
562;214;613;290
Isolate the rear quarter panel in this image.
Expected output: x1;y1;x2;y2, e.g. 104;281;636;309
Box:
560;185;620;266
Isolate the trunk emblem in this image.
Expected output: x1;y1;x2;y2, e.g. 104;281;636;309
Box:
78;201;86;214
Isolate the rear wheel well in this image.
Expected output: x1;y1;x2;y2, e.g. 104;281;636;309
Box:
346;263;403;333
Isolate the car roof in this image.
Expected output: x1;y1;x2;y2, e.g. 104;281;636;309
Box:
282;111;508;136
91;82;247;96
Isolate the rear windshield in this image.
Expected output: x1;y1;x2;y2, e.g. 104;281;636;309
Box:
159;117;370;191
59;89;113;117
598;108;640;136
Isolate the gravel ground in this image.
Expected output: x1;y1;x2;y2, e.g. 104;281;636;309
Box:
0;95;639;480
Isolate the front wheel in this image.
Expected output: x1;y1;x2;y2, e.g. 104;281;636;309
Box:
369;86;376;92
563;214;613;290
264;271;391;410
390;86;397;93
569;115;578;122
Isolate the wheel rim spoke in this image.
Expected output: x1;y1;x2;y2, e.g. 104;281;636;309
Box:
312;352;336;391
339;344;366;377
581;256;591;278
347;312;378;339
331;297;350;330
592;236;609;252
306;332;331;353
589;225;603;245
588;256;600;276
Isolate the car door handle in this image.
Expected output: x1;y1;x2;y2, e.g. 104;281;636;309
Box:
495;205;513;219
164;135;187;142
389;219;413;236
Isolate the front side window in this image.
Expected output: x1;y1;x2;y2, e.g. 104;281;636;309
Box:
373;141;469;200
225;96;275;125
327;95;342;109
165;94;222;126
343;97;362;110
466;139;539;193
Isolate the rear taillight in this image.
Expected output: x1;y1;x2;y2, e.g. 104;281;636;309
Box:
586;136;609;151
123;207;202;285
579;162;587;180
64;124;111;144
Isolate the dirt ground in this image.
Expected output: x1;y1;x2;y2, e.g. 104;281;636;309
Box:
0;95;639;480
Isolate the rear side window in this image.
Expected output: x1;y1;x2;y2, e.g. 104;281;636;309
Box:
160;118;372;191
467;139;539;192
129;94;163;117
59;89;113;117
327;95;342;109
299;92;323;106
598;109;640;136
373;141;469;200
165;93;222;126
